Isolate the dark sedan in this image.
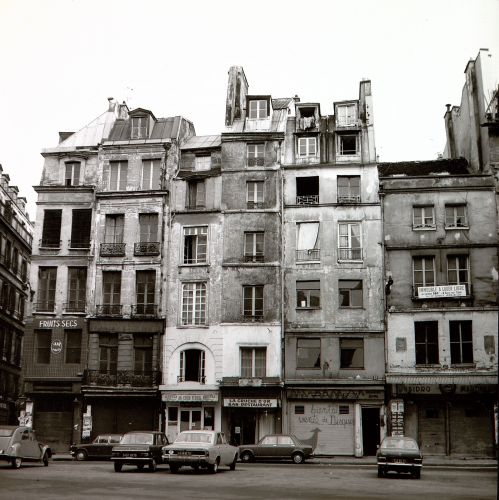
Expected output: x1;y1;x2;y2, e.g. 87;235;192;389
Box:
70;434;122;461
377;436;423;479
239;434;312;464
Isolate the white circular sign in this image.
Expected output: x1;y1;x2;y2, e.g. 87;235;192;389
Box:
51;340;63;354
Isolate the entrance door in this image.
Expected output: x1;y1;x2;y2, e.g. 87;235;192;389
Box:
230;409;256;446
180;409;202;431
362;407;380;456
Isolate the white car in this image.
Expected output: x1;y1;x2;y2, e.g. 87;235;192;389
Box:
162;430;238;473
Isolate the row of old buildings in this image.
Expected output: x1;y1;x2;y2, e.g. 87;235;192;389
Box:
1;49;498;458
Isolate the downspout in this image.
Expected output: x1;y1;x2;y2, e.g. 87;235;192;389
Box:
279;139;286;434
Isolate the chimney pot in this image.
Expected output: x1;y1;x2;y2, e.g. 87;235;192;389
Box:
293;95;300;103
445;104;452;112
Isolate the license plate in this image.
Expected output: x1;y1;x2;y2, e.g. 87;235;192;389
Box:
392;458;405;463
123;453;137;458
179;451;191;456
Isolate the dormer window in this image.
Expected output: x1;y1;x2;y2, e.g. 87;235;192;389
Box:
296;105;319;131
65;161;81;186
336;104;358;127
249;100;267;119
131;116;148;139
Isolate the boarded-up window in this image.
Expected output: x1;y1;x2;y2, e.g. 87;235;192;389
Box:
41;210;62;247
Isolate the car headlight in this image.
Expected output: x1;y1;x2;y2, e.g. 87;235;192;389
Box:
377;456;386;462
0;449;3;454
168;450;175;455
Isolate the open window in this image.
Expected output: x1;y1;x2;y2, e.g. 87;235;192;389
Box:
179;349;205;383
296;222;320;261
296;176;319;205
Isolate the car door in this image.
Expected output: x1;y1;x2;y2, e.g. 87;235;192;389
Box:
219;433;231;464
23;430;40;458
96;436;111;458
256;435;278;458
277;435;295;459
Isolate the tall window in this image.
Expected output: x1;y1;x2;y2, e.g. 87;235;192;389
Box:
37;267;57;311
136;270;156;315
296;338;321;369
248;100;267;119
445;204;468;228
102;271;121;315
450;321;473;364
246;181;264;208
67;267;87;312
338;222;362;261
336;104;357;127
240;347;266;378
12;248;18;275
447;255;469;292
413;206;435;229
70;209;92;248
134;335;153;374
4;239;11;267
139;214;158;242
247;143;265;166
104;214;124;243
65;161;81;186
415;321;439;364
339;280;363;307
298;137;317;157
243;285;263;320
296;281;320;308
187;180;206;209
337;176;360;202
296;222;320;261
413;256;435;295
244;232;264;262
131;116;148;139
338;135;358;155
109;161;128;190
179;349;205;383
65;329;82;364
141;159;161;190
340;339;364;368
99;333;118;373
183;226;207;264
181;283;206;326
41;209;62;248
35;330;51;364
194;155;211;171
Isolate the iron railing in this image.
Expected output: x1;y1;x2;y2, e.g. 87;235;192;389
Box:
296;195;319;205
296;249;320;261
63;301;86;313
84;369;161;387
100;243;126;256
131;304;158;317
96;304;123;316
68;239;91;249
338;248;362;261
177;375;205;384
133;242;160;256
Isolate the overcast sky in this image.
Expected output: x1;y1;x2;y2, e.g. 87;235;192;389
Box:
1;0;498;220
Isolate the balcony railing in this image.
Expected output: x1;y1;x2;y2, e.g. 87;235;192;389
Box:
244;254;264;263
338;248;362;261
84;370;161;387
177;375;205;384
296;195;319;205
337;195;361;204
34;301;55;312
68;239;91;250
247;157;265;167
39;239;61;249
64;301;86;313
246;201;264;209
296;249;320;262
100;243;126;256
96;304;123;316
242;314;264;322
131;304;158;317
134;242;160;256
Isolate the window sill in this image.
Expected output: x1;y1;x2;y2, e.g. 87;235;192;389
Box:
415;364;441;368
412;226;436;231
179;263;209;268
445;226;469;230
450;363;476;368
337;260;363;264
296;367;322;371
177;324;209;329
338;306;364;310
296;307;321;311
339;367;365;370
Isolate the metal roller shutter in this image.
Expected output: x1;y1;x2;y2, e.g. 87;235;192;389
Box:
418;402;446;455
34;410;73;453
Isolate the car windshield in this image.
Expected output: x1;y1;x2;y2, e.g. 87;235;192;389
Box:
174;432;213;444
381;437;419;450
0;428;14;437
121;433;154;445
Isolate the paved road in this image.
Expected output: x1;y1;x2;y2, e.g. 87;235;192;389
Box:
0;460;496;500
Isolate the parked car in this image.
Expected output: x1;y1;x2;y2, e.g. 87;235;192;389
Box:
377;436;423;479
111;431;169;472
0;425;52;469
162;430;238;473
239;434;313;464
70;434;122;461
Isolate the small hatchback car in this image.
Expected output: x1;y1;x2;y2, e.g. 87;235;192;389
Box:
377;436;423;479
0;425;52;469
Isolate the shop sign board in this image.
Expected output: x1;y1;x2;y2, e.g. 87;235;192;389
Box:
36;318;84;329
417;285;466;299
162;392;219;402
223;398;277;408
397;384;496;395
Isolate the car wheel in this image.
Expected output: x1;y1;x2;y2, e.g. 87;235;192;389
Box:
75;450;87;461
413;469;421;479
169;464;179;474
240;451;253;463
292;452;304;464
42;453;49;466
11;457;22;469
377;467;384;478
149;458;157;472
114;462;123;472
229;454;237;471
209;458;219;474
137;464;145;471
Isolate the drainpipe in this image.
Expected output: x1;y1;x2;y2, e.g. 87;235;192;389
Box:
279;139;286;434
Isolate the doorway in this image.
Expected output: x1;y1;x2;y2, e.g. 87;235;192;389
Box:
230;409;256;446
362;407;380;456
180;409;201;431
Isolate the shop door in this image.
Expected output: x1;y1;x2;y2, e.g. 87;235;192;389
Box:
230;409;256;446
180;409;202;431
361;407;380;456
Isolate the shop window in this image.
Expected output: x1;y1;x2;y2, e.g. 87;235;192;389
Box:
445;204;468;229
413;256;435;296
247;143;265;167
337;176;360;203
244;232;264;262
204;407;214;430
413;206;435;229
246;181;264;208
35;330;51;364
296;338;321;369
415;321;439;365
340;339;364;369
168;407;178;426
296;222;320;261
296;176;319;205
66;267;87;313
70;209;92;248
449;321;473;364
134;335;153;374
37;267;57;312
109;161;128;190
179;349;205;383
339;280;363;307
65;329;82;364
240;347;266;378
183;226;208;264
99;333;118;373
141;159;161;190
296;281;320;308
65;161;81;186
187;180;206;209
181;282;206;326
338;222;362;261
243;285;263;321
41;209;62;248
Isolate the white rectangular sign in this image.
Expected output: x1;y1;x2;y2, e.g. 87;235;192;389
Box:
223;398;277;408
418;285;466;299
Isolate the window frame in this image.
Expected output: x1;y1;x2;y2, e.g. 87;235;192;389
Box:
449;321;473;365
35;330;51;364
244;232;264;262
194;155;211;171
296;338;321;369
415;321;439;365
413;256;436;295
297;136;317;157
183;226;208;265
246;181;264;207
134;334;153;374
65;161;81;186
337;176;361;203
413;205;436;230
141;159;161;190
242;285;264;320
179;348;205;382
340;338;364;369
240;347;267;378
104;214;125;244
447;255;470;293
338;222;362;261
67;267;87;313
445;204;468;229
336;103;358;127
187;180;206;209
131;116;148;139
296;280;321;309
37;267;57;312
181;282;207;326
337;134;359;156
338;280;363;308
109;161;128;191
65;329;82;364
248;100;268;120
41;209;62;248
247;143;265;167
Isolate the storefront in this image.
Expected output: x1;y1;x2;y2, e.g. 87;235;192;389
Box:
286;386;386;456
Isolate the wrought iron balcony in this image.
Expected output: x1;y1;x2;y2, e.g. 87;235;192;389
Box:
246;201;264;209
96;304;123;316
337;195;361;204
338;248;362;261
68;239;91;250
247;157;265;167
134;242;160;256
100;242;126;256
177;375;205;384
83;369;161;387
244;254;264;263
242;314;264;322
296;249;320;262
34;301;55;312
131;303;158;317
64;301;86;313
296;195;319;205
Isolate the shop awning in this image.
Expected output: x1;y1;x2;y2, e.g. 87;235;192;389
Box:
386;374;497;385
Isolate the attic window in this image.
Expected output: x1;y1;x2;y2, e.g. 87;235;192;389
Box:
131;116;148;139
299;107;316;118
249;100;267;119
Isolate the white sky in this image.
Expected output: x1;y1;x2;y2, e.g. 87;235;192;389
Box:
1;0;498;219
